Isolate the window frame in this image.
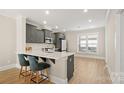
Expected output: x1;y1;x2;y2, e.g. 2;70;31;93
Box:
77;32;99;55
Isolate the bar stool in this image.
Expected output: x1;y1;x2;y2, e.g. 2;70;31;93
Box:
28;56;50;84
18;54;30;81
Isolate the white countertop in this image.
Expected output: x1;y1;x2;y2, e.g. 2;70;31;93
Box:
23;51;75;59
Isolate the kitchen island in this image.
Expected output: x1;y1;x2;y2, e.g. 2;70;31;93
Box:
22;51;75;84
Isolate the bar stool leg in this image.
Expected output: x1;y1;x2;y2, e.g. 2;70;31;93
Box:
29;71;33;84
46;68;50;81
25;66;27;82
36;71;39;84
19;66;23;78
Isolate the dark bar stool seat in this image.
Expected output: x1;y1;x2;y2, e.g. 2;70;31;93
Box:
28;56;50;84
18;54;30;81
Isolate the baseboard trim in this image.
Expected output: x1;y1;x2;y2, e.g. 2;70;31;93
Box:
75;54;105;60
16;63;21;69
106;65;114;83
120;72;124;83
49;75;68;84
0;64;16;71
105;64;120;83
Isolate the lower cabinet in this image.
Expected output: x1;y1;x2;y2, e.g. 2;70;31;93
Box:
67;55;74;81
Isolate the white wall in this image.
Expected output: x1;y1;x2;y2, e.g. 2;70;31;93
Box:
16;16;26;68
0;15;16;70
106;14;116;73
120;14;124;83
16;16;26;53
105;11;120;83
65;27;105;59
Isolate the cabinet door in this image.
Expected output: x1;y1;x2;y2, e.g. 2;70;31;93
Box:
36;29;44;43
51;33;55;44
45;30;52;38
45;30;49;37
40;30;45;43
30;25;37;43
26;24;37;43
35;30;40;43
26;24;32;43
67;55;74;81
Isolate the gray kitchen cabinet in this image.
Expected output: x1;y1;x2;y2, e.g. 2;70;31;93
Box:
55;33;65;39
26;24;31;43
67;55;74;81
36;29;44;43
26;24;44;43
31;26;37;43
51;33;55;44
44;29;52;38
26;24;37;43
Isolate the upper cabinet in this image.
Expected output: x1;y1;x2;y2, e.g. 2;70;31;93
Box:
26;23;55;44
26;24;35;43
26;24;44;43
55;33;65;39
35;29;44;43
51;33;55;44
44;29;52;38
26;23;66;44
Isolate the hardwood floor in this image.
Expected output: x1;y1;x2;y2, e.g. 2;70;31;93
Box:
69;57;112;84
0;68;52;84
0;57;112;84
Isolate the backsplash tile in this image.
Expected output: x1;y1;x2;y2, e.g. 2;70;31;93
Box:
26;43;55;51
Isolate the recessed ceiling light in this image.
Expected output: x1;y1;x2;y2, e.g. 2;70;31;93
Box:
43;20;47;24
45;10;50;15
88;19;92;23
83;9;88;12
55;26;58;29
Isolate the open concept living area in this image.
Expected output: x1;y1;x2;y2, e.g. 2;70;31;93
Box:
0;9;124;84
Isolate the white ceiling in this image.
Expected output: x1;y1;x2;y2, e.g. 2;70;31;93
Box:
0;9;107;31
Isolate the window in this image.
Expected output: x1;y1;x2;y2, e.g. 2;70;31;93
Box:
79;36;87;52
78;33;98;54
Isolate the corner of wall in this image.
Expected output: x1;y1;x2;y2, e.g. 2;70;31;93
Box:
105;63;120;84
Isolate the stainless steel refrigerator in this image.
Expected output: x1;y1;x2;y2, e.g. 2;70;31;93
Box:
61;40;66;51
55;33;66;52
